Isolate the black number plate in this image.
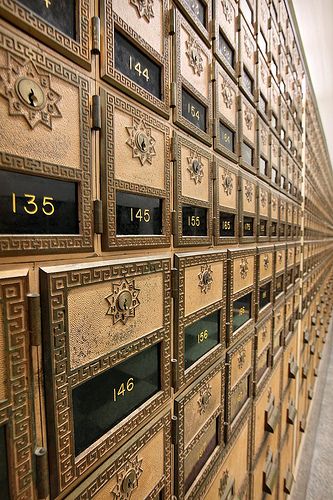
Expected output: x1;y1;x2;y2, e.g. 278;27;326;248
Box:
72;343;160;456
182;205;207;236
220;212;235;237
259;281;271;309
182;88;207;132
0;170;78;235
0;426;10;500
233;292;252;332
114;30;162;100
275;274;284;297
259;94;267;115
184;310;220;369
116;192;163;236
219;33;234;68
260;219;267;236
271;221;277;236
243;216;254;237
219;122;235;152
20;0;76;38
184;0;206;26
243;69;253;95
242;142;253;166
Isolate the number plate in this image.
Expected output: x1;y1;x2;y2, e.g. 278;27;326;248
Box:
243;216;254;237
73;343;160;456
243;69;253;95
219;33;235;68
185;310;220;369
259;94;267;115
19;0;76;38
242;142;253;165
259;282;271;310
0;426;10;500
219;122;235;152
220;213;235;237
116;192;162;235
260;219;267;236
182;205;208;236
184;0;206;25
233;292;252;332
275;275;284;296
115;30;162;100
0;171;78;235
271;221;277;236
182;89;207;132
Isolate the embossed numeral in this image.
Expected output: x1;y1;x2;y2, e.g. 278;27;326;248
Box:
129;56;150;81
130;208;151;223
113;378;135;401
222;220;231;230
197;329;209;343
188;215;201;227
187;103;200;120
11;193;55;216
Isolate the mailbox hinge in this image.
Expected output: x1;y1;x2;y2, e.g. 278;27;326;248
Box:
170;82;177;108
212;217;216;237
94;199;103;234
171;359;178;389
171;268;178;298
170;132;177;162
27;293;41;346
35;447;49;499
91;16;101;54
171;210;177;235
169;7;176;34
171;415;178;445
212;160;218;180
212;118;218;138
92;94;101;130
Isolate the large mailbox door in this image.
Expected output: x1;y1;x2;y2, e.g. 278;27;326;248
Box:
40;256;171;497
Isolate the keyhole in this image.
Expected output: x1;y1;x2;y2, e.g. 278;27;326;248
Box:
141;137;147;151
123;298;128;311
29;88;37;107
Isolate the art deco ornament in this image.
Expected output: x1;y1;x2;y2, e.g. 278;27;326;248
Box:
221;0;233;23
245;181;254;203
238;348;246;369
187;150;204;184
198;383;212;414
263;254;269;270
261;190;267;208
198;264;213;293
244;31;253;59
222;170;233;196
111;455;143;499
0;54;61;129
188;0;200;16
240;257;249;279
126;117;156;165
186;36;204;76
219;470;230;497
130;0;154;22
245;108;254;130
221;78;233;109
105;278;140;325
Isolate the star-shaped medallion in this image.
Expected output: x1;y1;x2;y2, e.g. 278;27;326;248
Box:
111;455;143;499
187;149;204;184
130;0;154;22
198;264;213;293
126;117;156;166
186;36;204;76
105;278;140;325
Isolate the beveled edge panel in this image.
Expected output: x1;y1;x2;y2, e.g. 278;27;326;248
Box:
40;257;171;496
0;26;93;255
174;250;227;389
0;0;91;69
193;408;251;499
0;271;34;499
100;87;171;250
70;410;172;500
173;0;212;46
172;8;213;145
100;0;170;117
213;157;239;245
174;358;224;500
173;132;213;247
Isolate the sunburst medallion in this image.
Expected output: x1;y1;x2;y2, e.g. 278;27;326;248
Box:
105;278;140;325
126;117;156;166
198;264;213;293
240;257;249;279
197;383;212;414
222;170;233;196
111;455;143;499
187;149;204;184
221;78;233;109
186;36;204;76
237;348;246;369
130;0;154;22
221;0;233;23
245;181;254;203
263;254;269;270
0;54;61;129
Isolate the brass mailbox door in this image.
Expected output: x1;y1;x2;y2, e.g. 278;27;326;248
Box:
171;8;213;145
174;359;224;499
257;118;270;184
40;256;171;497
172;132;213;246
173;250;227;389
257;181;270;241
239;95;257;173
0;0;92;69
212;0;239;81
100;87;171;250
100;0;170;117
239;172;257;242
69;410;172;500
214;158;239;245
0;23;94;255
0;271;35;499
270;191;279;240
257;52;270;122
238;16;256;103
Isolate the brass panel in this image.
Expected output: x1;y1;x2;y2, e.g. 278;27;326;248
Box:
173;0;212;45
100;87;170;250
212;0;238;80
239;96;257;172
239;172;257;242
258;247;273;282
172;9;212;145
174;360;224;499
213;158;239;245
199;416;249;499
238;17;256;101
100;0;170;117
69;411;171;500
0;23;93;255
0;271;34;499
256;315;272;356
257;52;270;120
174;250;227;389
253;445;278;498
257;119;270;178
0;0;91;69
40;257;171;496
232;255;255;295
213;62;239;162
173;132;213;246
